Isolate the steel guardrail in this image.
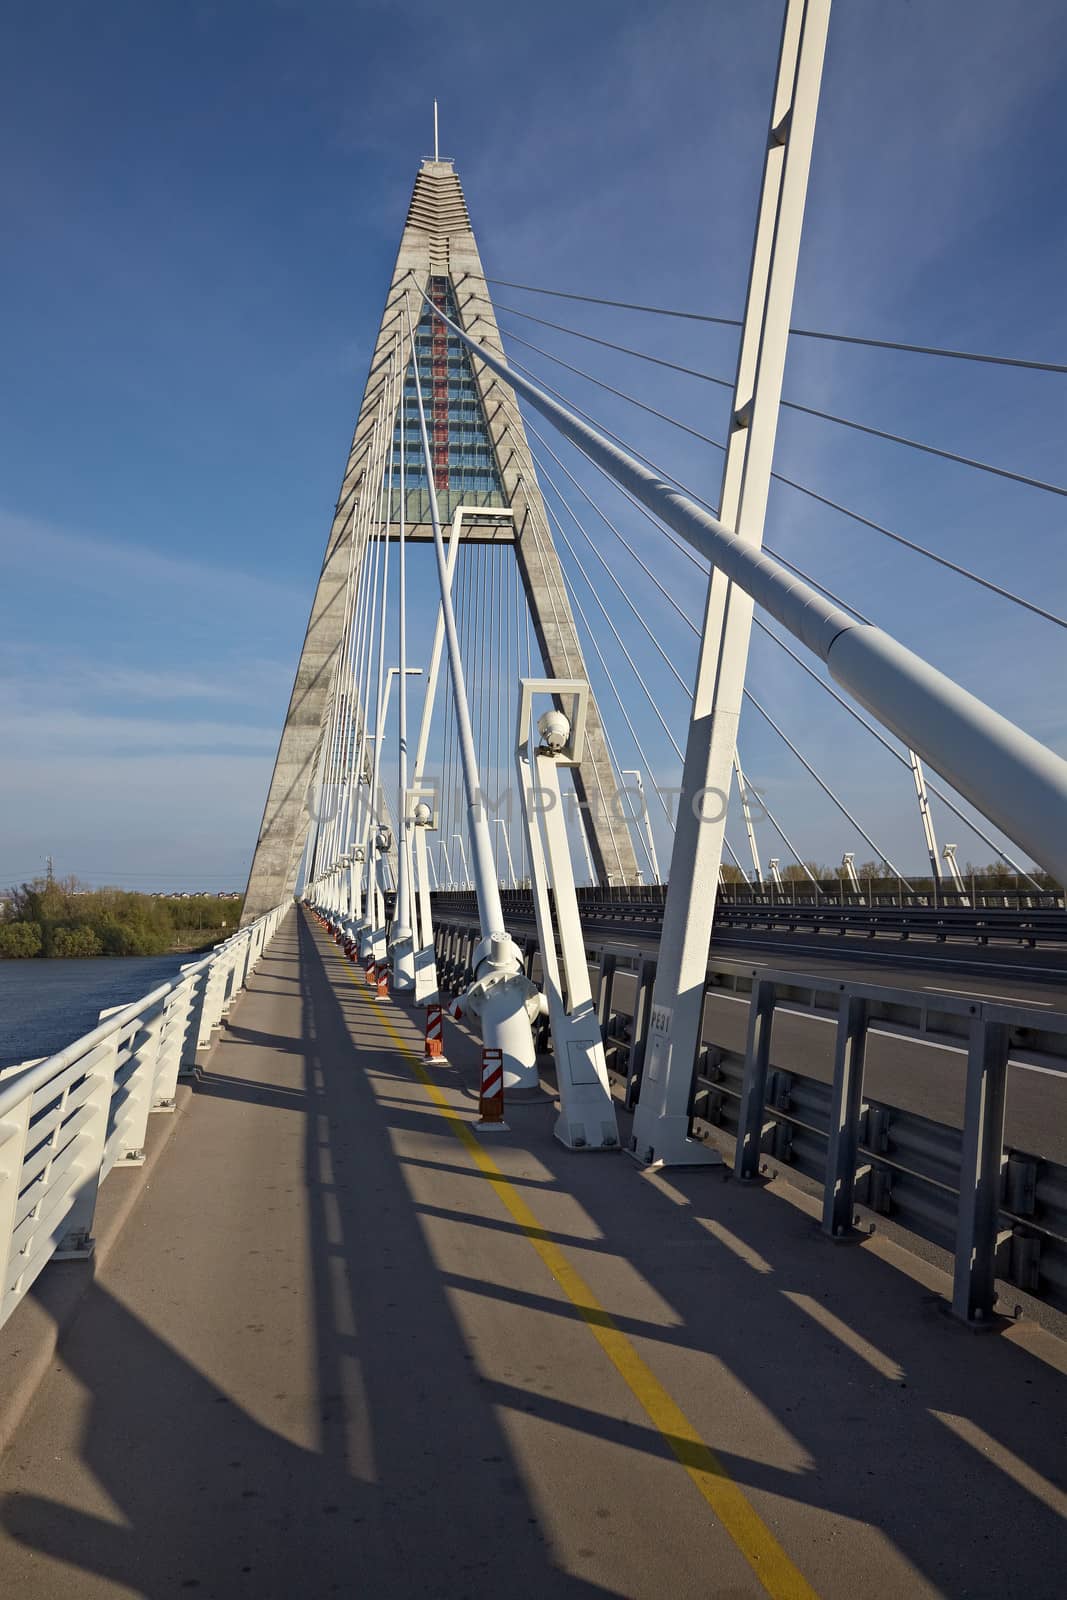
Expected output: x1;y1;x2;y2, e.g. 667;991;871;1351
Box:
429;889;1067;950
432;911;1067;1325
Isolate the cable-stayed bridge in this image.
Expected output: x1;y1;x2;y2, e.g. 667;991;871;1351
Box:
2;4;1065;1594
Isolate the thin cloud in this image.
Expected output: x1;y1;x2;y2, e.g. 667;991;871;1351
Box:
0;507;294;608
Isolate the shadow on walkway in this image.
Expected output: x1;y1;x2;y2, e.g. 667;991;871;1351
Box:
2;909;1063;1599
0;914;609;1598
300;918;1067;1599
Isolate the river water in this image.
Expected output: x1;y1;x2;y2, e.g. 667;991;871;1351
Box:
0;954;193;1070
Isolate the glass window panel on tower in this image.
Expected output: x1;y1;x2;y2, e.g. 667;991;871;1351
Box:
388;277;507;524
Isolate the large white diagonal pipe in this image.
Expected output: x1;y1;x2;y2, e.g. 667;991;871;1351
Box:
423;291;1067;888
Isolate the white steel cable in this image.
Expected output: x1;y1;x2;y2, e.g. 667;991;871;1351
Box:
769;469;1067;630
538;490;684;763
481;276;1067;375
500;323;1067;628
526;399;872;627
408;306;507;934
495;298;1067;498
366;391;396;911
534;438;909;884
534;448;691;698
543;416;1040;884
500;439;625;884
743;690;911;883
494;299;733;390
752;619;1043;887
552;550;677;831
353;403;390;873
332;382;393;873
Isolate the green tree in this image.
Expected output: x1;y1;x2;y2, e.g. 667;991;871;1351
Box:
52;925;104;958
0;922;43;958
854;860;896;880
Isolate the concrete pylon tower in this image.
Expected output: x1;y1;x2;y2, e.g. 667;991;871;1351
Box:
242;157;639;923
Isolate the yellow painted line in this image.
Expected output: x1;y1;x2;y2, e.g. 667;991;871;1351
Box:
322;929;818;1600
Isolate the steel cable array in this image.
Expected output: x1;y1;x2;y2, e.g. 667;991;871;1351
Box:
420;282;1066;892
304;259;1063;910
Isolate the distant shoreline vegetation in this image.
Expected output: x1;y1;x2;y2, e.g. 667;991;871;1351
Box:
0;878;244;959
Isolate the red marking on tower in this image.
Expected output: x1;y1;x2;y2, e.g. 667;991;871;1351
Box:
429;277;450;492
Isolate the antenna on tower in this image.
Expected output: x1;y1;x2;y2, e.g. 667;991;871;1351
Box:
433;99;439;162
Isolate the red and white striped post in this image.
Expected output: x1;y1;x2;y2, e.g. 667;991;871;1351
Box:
375;964;389;1000
422;1003;447;1063
477;1047;507;1130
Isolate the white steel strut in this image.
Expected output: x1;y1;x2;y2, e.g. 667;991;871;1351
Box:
407;786;440;1004
406;310;541;1091
495;817;518;889
421;0;1067;1172
625;0;832;1165
406;505;515;1002
622;769;660;884
516;679;619;1151
909;749;942;884
391;388;416;990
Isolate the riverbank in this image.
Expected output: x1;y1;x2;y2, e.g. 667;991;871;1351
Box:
0;880;243;960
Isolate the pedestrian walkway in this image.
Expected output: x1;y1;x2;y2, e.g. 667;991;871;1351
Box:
1;909;1063;1598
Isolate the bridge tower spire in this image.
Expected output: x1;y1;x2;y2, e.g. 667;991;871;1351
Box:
242;156;639;923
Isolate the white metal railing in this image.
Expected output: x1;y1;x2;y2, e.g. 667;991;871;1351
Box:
0;902;287;1330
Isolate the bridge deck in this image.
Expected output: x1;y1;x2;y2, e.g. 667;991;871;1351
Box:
1;909;1063;1598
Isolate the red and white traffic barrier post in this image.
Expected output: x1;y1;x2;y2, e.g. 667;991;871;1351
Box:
422;1004;447;1063
476;1046;507;1130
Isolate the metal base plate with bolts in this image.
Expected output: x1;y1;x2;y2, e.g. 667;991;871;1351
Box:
627;1120;724;1170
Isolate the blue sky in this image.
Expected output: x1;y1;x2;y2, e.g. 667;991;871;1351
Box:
1;0;1064;890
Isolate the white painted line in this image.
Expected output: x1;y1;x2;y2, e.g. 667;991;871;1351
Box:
924;986;1053;1007
1012;1061;1067;1079
724;939;1066;980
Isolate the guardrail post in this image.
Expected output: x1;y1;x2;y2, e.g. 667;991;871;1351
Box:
197;954;229;1046
596;951;618;1040
152;980;192;1110
223;937;250;1012
182;965;211;1071
734;979;777;1180
626;956;657;1107
821;994;869;1239
110;1003;164;1166
0;1097;33;1312
952;1018;1010;1324
57;1031;120;1256
220;949;240;1016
